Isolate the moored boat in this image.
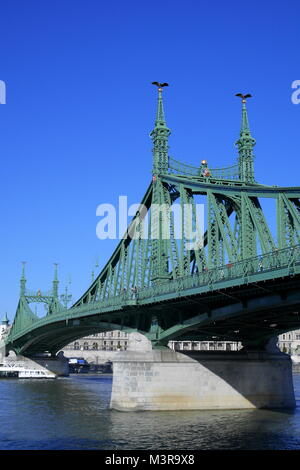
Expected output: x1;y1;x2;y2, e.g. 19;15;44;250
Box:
0;364;56;379
68;357;90;374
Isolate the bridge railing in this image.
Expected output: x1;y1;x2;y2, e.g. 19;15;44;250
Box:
24;289;53;297
69;244;300;313
134;244;300;302
168;157;240;180
8;245;300;341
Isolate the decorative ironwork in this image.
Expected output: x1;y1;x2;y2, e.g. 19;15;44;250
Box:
168;157;240;180
5;86;300;355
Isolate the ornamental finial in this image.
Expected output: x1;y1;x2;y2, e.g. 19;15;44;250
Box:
151;81;169;129
53;263;59;298
53;263;59;280
235;93;252;103
150;82;170;174
20;261;27;296
152;81;169;92
21;261;26;279
235;93;256;183
235;93;253;134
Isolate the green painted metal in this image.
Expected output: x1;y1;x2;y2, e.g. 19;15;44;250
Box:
150;85;170;175
5;86;300;355
235;94;256;183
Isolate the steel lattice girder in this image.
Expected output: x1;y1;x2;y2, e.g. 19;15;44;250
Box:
6;88;300;353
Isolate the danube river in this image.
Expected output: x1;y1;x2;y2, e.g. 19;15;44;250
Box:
1;372;300;450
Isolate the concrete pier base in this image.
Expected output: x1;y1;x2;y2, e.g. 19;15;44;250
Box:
110;342;295;411
30;352;69;377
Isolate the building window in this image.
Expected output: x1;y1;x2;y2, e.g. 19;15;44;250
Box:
92;342;98;350
74;341;80;350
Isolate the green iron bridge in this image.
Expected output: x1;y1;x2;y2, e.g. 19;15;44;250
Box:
4;86;300;357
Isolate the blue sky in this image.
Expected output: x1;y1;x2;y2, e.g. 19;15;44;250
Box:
0;0;299;320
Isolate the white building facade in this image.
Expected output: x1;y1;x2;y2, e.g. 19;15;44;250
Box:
62;329;300;363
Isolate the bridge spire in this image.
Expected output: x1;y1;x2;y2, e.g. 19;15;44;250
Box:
52;263;59;299
235;93;256;183
150;82;170;174
20;261;27;296
1;312;9;326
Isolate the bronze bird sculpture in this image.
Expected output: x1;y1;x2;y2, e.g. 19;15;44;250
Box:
236;93;252;103
152;82;169;90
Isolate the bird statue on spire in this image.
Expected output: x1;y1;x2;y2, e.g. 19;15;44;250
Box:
235;93;252;103
152;82;169;91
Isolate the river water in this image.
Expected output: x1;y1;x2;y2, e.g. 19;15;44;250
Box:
1;372;300;450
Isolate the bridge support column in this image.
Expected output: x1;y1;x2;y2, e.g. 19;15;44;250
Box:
30;352;69;377
110;334;295;411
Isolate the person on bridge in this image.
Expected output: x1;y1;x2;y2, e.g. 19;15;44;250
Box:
131;286;138;299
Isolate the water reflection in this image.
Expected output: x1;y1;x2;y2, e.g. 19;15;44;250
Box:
0;374;300;449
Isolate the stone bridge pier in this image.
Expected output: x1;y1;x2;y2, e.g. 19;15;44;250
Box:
110;333;295;411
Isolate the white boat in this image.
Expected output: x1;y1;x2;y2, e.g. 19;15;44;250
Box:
0;364;56;379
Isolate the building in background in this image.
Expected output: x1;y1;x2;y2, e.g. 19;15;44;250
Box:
3;313;300;362
0;314;10;339
62;329;300;363
62;330;129;364
279;330;300;354
168;340;241;351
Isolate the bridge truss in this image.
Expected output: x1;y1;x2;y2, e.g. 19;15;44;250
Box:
5;87;300;355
